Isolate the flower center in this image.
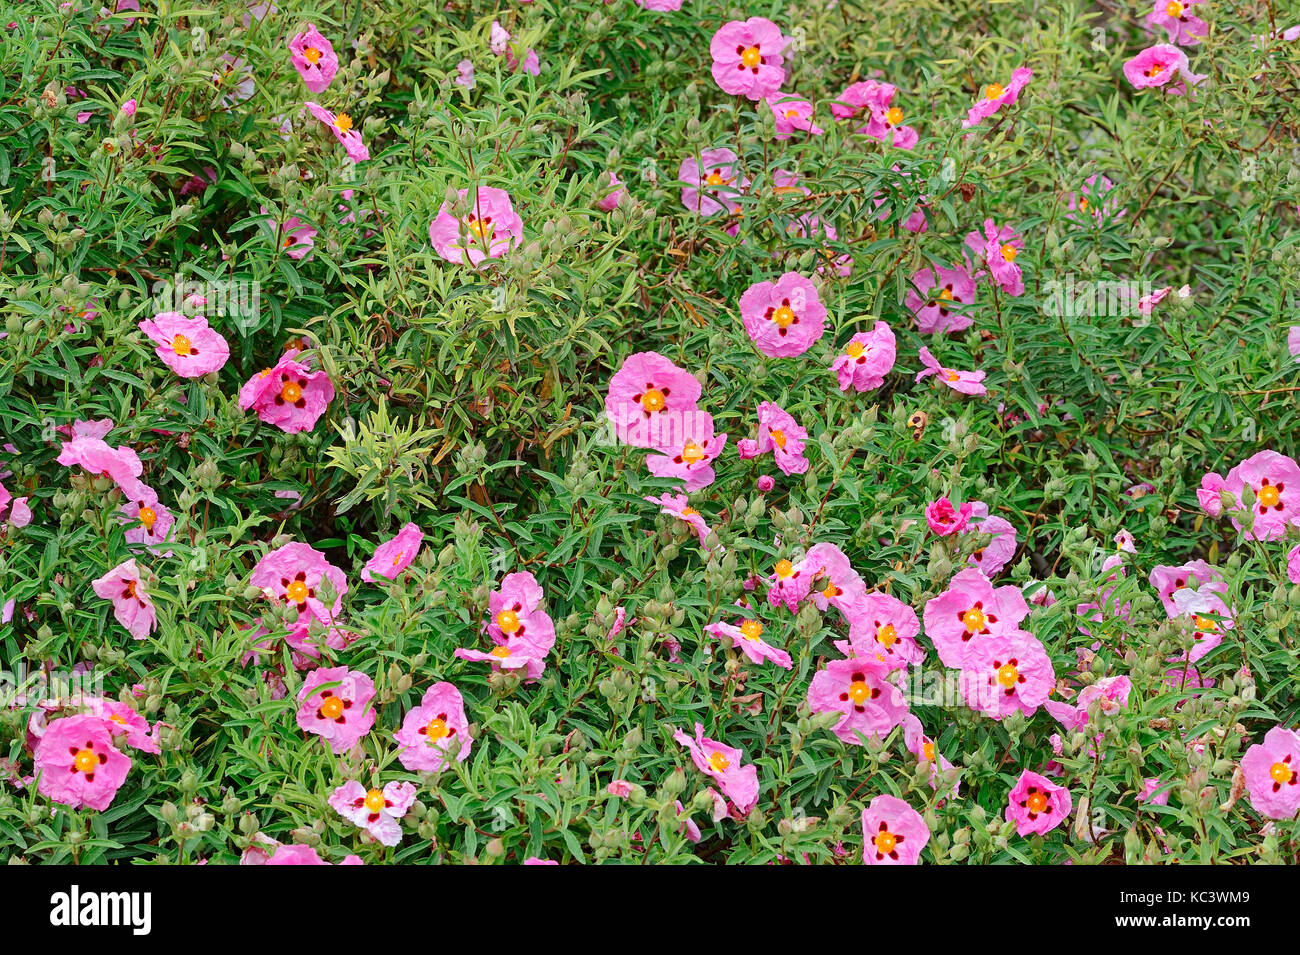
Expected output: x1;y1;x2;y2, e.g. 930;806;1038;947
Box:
709;751;731;772
774;559;795;579
946;371;961;382
922;741;936;761
1145;64;1164;77
286;580;309;604
739;619;763;641
938;287;954;301
681;440;706;464
333;112;353;134
997;662;1019;688
138;505;157;531
740;46;761;68
985;83;1005;100
1192;615;1218;633
320;696;344;719
873;829;897;854
1078;196;1089;211
73;748;98;774
304;46;322;65
784;108;801;119
1026;791;1049;814
1165;0;1183;15
466;216;492;243
1258;485;1280;508
490;645;512;658
846;341;865;358
848;680;871;705
1001;244;1018;262
640;388;666;412
772;305;796;328
680;506;699;517
770;428;787;449
705;171;728;186
877;623;898;646
962;607;987;633
392;551;404;566
172;333;193;356
1271;761;1293;784
426;718;448;741
496;609;521;633
364;788;385;813
885;106;903;125
280;381;303;404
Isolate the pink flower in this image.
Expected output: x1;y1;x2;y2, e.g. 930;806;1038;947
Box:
960;630;1055;719
1289;544;1300;585
270;213;317;260
34;715;132;811
906;265;976;334
57;436;144;492
830;321;896;392
1289;326;1300;363
962;503;1019;575
1043;675;1132;732
120;98;136;116
91;559;156;640
739;272;826;357
678;148;748;217
808;657;909;745
1197;450;1300;540
455;58;476;90
861;794;929;865
645;492;712;549
736;401;809;476
83;698;160;754
1146;0;1207;46
329;780;417;846
645;411;728;491
1005;770;1072;836
428;186;524;266
843;592;924;671
607;779;637;798
138;312;229;378
903;714;959;794
305;101;369;162
296;666;376;754
922;567;1030;668
756;474;775;492
1123;44;1206;92
962;67;1033;128
967;219;1024;296
1149;560;1223;616
289;24;338;93
765;93;823;139
672;722;760;813
916;346;987;396
709;18;787;101
1065;174;1124;225
705;619;793;669
1242;726;1300;819
1138;778;1170;806
596;171;623;212
265;845;363;865
238;348;335;434
1170;586;1232;663
118;485;174;552
251;541;347;628
925;497;973;536
766;554;815;612
831;80;917;147
453;571;556;681
604;351;701;448
802;543;867;615
394;681;473;772
362;522;423;583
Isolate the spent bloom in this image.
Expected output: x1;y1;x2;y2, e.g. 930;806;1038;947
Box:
138;312;230;378
296;666;376;754
709;17;787;101
239;348;335;434
394;682;473;773
830;321;896;393
329;780;417;846
962;502;1020;576
738;272;826;358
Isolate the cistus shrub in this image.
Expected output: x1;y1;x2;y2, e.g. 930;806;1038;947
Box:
2;0;1300;864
